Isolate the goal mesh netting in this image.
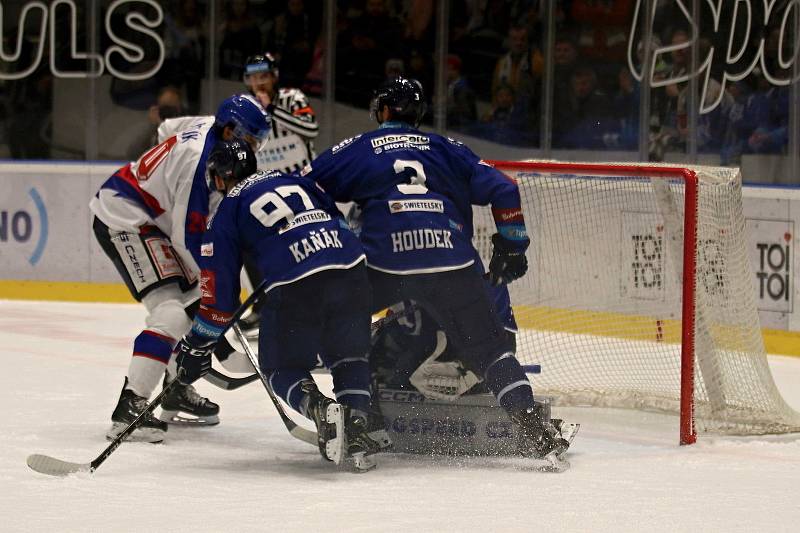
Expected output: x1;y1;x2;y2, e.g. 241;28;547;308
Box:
473;160;800;441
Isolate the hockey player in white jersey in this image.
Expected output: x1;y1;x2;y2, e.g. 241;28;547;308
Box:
90;94;271;443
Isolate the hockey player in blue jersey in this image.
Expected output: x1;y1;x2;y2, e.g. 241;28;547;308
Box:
91;95;270;443
300;77;570;463
175;139;384;471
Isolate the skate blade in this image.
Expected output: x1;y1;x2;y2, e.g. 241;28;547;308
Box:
323;404;346;465
106;422;164;443
560;423;580;445
536;453;570;473
368;428;393;451
350;452;376;473
159;410;220;426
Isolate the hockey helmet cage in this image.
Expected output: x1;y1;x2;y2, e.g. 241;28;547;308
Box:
214;94;272;147
370;77;426;127
206;138;257;190
244;52;279;80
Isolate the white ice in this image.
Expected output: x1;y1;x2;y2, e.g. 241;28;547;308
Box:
1;299;799;533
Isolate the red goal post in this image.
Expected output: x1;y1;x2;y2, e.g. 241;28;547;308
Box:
478;160;800;444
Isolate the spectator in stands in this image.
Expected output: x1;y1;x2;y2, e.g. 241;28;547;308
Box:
741;71;789;155
491;25;543;103
218;0;263;80
385;57;406;78
401;0;435;52
446;54;478;130
162;0;206;111
479;82;534;146
126;86;185;162
553;65;615;149
337;0;404;105
570;0;633;64
266;0;320;88
649;28;690;160
552;34;579;100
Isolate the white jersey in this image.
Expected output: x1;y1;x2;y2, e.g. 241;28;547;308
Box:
159;88;318;174
91;118;223;275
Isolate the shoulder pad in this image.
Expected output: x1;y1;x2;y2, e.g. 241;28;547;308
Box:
228;170;282;197
331;134;362;155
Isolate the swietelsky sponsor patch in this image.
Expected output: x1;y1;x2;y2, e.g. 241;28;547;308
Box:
388;199;444;213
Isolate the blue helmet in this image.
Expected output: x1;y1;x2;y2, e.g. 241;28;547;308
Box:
370;77;426;127
206;138;257;190
214;94;271;147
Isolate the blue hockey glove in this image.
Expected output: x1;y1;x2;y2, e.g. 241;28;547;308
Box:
176;332;216;385
488;233;528;286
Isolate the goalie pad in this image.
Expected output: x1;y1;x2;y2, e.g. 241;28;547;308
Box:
409;331;482;401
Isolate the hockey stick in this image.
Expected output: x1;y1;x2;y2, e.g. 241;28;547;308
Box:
231;323;318;446
27;281;271;477
205;368;259;390
27;379;181;477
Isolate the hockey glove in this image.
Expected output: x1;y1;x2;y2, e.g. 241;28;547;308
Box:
176;332;216;385
488;233;528;286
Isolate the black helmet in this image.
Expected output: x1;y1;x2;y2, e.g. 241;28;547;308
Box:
243;52;279;80
206;139;257;191
370;77;426;127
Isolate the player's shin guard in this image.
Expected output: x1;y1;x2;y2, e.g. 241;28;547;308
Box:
483;352;535;412
127;330;174;398
270;369;315;414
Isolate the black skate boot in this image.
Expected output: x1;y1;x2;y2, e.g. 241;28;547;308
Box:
107;378;167;443
364;403;393;452
302;381;346;464
159;375;220;426
509;406;570;467
344;409;384;472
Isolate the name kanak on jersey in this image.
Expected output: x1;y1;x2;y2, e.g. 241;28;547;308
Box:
288;228;344;263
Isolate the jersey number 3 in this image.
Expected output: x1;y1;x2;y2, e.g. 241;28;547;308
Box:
394;159;429;194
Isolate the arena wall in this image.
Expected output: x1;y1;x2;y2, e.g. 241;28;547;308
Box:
1;162;798;355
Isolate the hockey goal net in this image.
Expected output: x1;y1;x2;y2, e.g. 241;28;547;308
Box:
474;160;800;444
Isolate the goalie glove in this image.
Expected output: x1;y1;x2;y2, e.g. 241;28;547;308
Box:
487;233;528;286
176;332;216;385
409;331;482;401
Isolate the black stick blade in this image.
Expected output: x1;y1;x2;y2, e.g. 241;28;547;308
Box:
27;454;92;477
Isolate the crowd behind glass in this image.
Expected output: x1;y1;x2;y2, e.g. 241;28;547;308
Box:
0;0;796;184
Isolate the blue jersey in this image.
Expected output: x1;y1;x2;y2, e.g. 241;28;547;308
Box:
301;123;529;274
191;170;365;338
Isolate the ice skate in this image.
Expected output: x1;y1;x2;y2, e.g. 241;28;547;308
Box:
549;418;580;455
510;406;570;470
365;407;393;452
107;379;167;443
302;382;346;464
343;409;384;472
159;376;220;426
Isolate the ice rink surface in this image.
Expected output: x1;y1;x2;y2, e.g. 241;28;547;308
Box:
1;299;799;533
